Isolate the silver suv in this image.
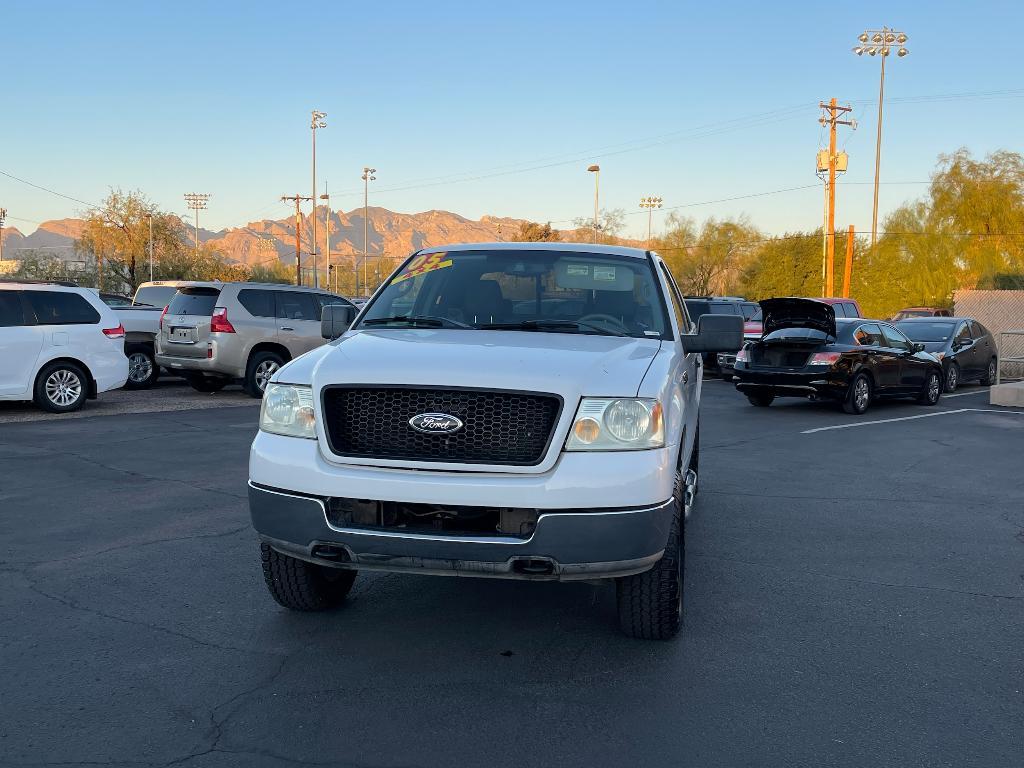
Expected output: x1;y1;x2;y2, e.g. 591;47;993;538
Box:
155;282;354;397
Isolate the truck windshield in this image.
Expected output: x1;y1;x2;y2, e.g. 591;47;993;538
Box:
358;250;669;338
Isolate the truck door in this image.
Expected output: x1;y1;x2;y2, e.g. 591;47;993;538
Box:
657;261;699;462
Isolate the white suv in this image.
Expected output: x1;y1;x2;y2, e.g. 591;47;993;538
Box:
0;282;129;412
248;243;741;639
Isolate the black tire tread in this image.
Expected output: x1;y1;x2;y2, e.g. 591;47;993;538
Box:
616;475;684;641
260;544;356;611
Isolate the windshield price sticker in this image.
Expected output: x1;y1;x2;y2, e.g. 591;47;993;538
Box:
393;252;453;283
593;266;616;281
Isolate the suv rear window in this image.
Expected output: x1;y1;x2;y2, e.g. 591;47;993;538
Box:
25;291;100;325
167;287;220;316
0;291;26;326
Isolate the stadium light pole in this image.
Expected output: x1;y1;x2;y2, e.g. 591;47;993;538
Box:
362;167;376;292
183;193;210;257
145;212;154;282
587;165;600;243
853;28;908;252
310;110;327;288
639;196;663;247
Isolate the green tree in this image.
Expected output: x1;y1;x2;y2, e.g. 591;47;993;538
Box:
76;189;189;292
657;214;760;295
571;208;626;243
514;221;561;242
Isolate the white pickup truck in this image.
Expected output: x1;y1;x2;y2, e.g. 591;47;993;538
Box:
248;243;741;639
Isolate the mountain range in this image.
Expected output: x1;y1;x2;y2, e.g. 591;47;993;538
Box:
0;208;542;265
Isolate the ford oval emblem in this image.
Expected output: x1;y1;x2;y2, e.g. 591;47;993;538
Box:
408;412;464;434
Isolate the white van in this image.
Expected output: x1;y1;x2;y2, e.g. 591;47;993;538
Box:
0;282;129;412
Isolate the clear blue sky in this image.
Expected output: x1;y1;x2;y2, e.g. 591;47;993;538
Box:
3;0;1023;241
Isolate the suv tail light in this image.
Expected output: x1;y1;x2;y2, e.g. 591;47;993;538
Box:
210;306;236;333
735;348;750;363
809;351;842;365
102;323;125;339
159;305;169;329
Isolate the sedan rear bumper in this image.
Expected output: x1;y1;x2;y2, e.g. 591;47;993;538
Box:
249;482;673;581
733;368;849;400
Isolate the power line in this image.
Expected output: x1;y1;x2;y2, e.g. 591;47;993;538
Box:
0;169;98;208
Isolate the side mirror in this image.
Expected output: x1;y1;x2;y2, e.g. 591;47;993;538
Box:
680;313;744;354
321;303;357;340
912;342;925;353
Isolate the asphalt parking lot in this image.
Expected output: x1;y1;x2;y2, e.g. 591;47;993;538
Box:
1;380;1022;767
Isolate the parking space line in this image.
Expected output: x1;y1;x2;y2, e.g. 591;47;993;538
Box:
801;408;1024;434
943;388;990;398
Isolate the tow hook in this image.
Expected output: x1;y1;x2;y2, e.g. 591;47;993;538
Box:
683;468;698;518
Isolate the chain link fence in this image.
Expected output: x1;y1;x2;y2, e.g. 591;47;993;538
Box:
954;290;1024;379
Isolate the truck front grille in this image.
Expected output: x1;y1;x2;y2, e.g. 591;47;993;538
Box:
320;386;562;465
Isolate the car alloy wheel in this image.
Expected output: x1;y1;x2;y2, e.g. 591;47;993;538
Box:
987;359;996;383
945;364;959;392
45;369;82;407
854;377;870;412
927;371;941;403
127;351;153;384
254;360;280;392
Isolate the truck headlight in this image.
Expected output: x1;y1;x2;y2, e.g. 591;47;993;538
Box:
565;398;664;451
259;384;316;439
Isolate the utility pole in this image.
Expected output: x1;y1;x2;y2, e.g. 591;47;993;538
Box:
361;167;376;294
319;183;331;292
587;165;600;243
281;194;312;285
0;208;6;263
639;196;663;247
843;224;855;298
853;29;909;252
817;99;853;296
183;193;210;257
310;110;326;288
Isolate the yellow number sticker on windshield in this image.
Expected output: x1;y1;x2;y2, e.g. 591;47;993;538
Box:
393;252;453;283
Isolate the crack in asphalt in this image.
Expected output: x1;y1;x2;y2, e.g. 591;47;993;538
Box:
2;526;250;569
22;574;277;656
692;552;1022;600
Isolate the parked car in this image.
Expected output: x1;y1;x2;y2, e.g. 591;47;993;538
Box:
732;297;943;414
0;282;128;412
717;297;863;374
248;242;742;639
895;317;998;392
155;282;355;397
683;297;748;374
892;306;952;321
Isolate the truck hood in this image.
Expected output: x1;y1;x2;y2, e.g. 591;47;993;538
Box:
293;329;661;398
760;298;836;338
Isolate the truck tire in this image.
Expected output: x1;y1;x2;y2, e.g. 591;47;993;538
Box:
34;361;89;413
260;543;357;611
244;351;285;398
124;344;160;390
616;474;684;640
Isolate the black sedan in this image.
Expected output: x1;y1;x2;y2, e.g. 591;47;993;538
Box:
894;317;998;392
732;298;944;415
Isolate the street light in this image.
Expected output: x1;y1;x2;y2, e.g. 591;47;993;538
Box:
361;166;376;294
639;196;663;247
144;212;154;282
587;165;600;243
310;110;327;288
853;27;909;252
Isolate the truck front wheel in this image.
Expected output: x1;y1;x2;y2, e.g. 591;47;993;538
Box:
260;543;356;611
616;474;684;640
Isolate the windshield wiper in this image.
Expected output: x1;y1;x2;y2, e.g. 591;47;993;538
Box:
479;319;628;337
361;314;471;329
